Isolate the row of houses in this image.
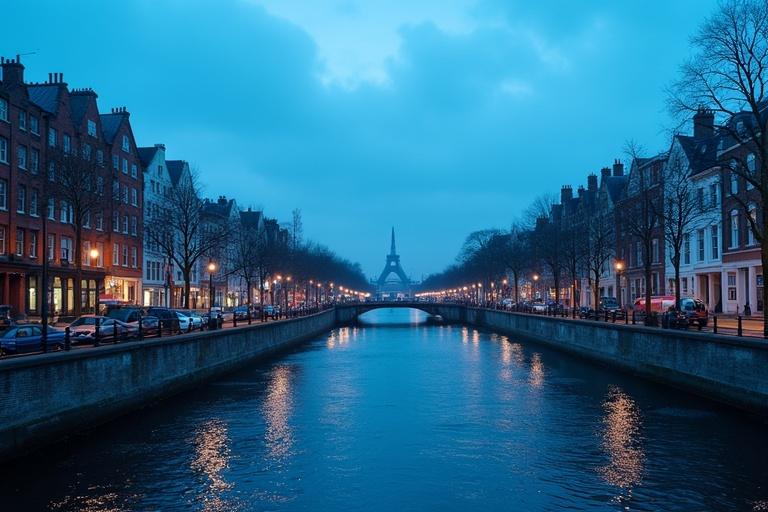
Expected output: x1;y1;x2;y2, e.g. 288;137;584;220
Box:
547;107;763;315
0;57;287;319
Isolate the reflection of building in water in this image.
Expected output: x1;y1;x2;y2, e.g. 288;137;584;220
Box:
191;419;232;512
598;386;645;490
263;365;295;463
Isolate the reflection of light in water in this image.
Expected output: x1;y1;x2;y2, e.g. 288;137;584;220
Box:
528;353;544;388
461;327;469;344
598;386;645;491
327;328;351;349
191;419;232;512
263;365;294;463
471;330;480;345
50;491;129;512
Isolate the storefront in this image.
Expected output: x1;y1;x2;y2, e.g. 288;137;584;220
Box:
104;276;141;305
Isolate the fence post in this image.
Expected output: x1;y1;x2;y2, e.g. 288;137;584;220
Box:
713;315;718;334
94;317;101;347
65;326;71;351
738;315;743;337
248;309;252;325
612;311;616;323
625;309;628;325
631;310;636;325
158;319;163;338
233;313;238;328
138;311;143;340
604;310;609;322
113;320;119;343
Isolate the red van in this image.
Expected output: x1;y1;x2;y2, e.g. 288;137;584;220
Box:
633;295;676;314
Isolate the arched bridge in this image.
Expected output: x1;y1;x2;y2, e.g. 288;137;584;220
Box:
335;301;469;324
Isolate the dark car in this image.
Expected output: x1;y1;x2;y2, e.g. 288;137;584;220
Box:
678;298;708;327
106;307;144;323
233;305;252;320
146;308;181;333
597;297;626;319
0;324;65;355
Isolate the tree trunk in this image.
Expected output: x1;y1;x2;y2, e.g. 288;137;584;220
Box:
245;278;252;305
593;270;600;309
74;224;83;316
183;268;192;309
513;271;519;304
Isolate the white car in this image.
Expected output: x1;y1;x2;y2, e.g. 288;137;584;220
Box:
531;303;547;314
175;311;203;331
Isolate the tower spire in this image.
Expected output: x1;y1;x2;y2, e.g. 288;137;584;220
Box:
390;226;397;255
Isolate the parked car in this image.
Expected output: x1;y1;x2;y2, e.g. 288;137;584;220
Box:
531;302;547;313
0;324;66;355
106;307;144;323
0;305;14;327
633;296;676;315
263;305;280;318
175;310;203;331
68;315;138;342
232;305;252;320
146;308;182;333
678;298;708;327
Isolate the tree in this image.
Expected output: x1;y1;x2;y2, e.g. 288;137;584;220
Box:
561;215;586;308
459;229;504;302
144;171;230;308
49;147;105;315
584;209;615;309
500;223;531;304
669;0;768;333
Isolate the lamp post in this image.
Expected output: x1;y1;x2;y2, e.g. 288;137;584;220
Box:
208;261;217;316
285;276;292;313
533;273;540;300
89;248;99;313
615;261;625;308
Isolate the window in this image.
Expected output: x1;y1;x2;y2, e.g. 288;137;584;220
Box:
113;211;120;232
131;188;138;206
96;176;104;195
0;179;6;210
17;145;27;169
29;116;39;135
30;148;39;174
96;149;104;166
131;163;137;179
122;135;130;152
683;233;691;265
112;155;119;170
748;204;757;246
87;119;97;137
122;245;128;266
29;231;37;258
730;210;740;248
122;214;128;234
697;229;705;262
709;183;718;207
635;242;642;267
30;189;38;217
96;242;104;267
61;237;72;262
711;224;719;260
121;184;128;204
682;277;688;294
48;128;57;148
83;210;90;228
82;241;91;266
46;198;55;220
15;228;23;256
0;226;5;254
48;161;55;181
18;110;26;130
122;159;128;174
82;143;92;161
47;234;55;260
728;273;737;300
16;185;25;213
130;215;137;236
652;238;660;264
113;243;120;265
95;211;104;231
730;173;738;195
0;98;7;121
0;136;8;163
697;187;704;210
131;246;137;268
63;134;71;154
60;200;72;223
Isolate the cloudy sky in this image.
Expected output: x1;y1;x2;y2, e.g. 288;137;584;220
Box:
6;0;717;279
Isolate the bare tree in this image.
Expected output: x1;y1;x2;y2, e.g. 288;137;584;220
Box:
669;0;768;333
584;209;615;308
49;147;106;315
144;171;229;308
500;223;531;304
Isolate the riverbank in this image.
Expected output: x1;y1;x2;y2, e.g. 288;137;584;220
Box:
0;309;336;463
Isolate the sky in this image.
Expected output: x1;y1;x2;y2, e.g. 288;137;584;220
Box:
4;0;718;280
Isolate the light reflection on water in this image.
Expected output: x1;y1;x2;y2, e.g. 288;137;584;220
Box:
3;308;767;511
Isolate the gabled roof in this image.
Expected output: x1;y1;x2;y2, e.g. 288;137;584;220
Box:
137;146;159;167
68;92;94;127
166;160;187;186
605;175;628;203
240;208;263;229
202;197;237;220
675;133;719;174
99;113;124;144
27;84;61;114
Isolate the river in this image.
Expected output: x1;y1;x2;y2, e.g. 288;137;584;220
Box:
2;308;767;511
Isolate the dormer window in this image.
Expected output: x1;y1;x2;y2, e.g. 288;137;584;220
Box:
87;119;97;137
122;135;130;152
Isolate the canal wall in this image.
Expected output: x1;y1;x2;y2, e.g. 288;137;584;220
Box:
0;310;335;462
468;308;768;414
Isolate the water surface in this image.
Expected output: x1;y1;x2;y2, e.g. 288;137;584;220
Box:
2;308;767;511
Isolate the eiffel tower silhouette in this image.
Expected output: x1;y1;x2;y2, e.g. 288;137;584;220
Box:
376;227;411;297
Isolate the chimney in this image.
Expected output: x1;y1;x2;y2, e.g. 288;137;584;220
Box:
588;173;599;191
0;55;24;85
560;185;572;204
577;185;585;199
154;143;166;150
693;107;715;139
612;159;624;176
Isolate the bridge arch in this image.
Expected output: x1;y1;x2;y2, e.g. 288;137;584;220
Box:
335;302;468;324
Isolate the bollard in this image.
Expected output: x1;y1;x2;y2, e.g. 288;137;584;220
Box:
113;320;119;343
631;310;636;325
604;310;609;322
738;315;743;337
94;317;101;347
65;326;71;351
612;311;616;323
713;315;718;334
138;311;143;340
233;314;237;328
625;309;628;325
248;309;252;325
158;319;163;338
188;318;192;333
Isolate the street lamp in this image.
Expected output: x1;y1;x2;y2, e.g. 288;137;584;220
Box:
208;261;217;316
533;273;540;300
615;260;625;308
89;248;100;313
